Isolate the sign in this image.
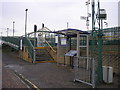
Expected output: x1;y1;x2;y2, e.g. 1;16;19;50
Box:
61;38;66;45
55;36;58;43
80;16;87;20
65;50;77;57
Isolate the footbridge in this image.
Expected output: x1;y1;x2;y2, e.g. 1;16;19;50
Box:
1;27;57;63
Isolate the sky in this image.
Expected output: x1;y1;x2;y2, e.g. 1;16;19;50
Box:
0;0;119;36
118;1;120;27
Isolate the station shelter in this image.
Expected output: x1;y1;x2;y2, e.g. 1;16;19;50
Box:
54;28;90;68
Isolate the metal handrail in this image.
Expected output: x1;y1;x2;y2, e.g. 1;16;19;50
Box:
45;39;56;53
24;37;35;62
41;37;56;53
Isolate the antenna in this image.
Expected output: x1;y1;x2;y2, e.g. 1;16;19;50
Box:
80;0;91;30
86;0;91;30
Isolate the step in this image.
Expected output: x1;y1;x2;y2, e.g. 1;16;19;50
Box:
35;47;45;49
35;47;54;62
34;60;56;63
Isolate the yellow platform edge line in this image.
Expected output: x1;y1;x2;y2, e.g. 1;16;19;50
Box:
15;71;40;90
25;79;40;90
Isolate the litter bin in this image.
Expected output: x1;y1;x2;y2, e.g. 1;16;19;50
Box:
102;66;113;83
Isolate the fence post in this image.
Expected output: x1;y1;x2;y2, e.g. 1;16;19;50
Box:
97;0;103;84
33;48;36;63
97;31;103;83
91;0;95;88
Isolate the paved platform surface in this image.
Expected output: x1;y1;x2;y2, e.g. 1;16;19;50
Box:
2;64;28;88
2;47;91;88
2;46;120;89
0;48;2;89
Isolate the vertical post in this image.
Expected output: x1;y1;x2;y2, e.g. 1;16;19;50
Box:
33;48;36;63
13;21;15;37
25;9;28;37
7;28;9;37
0;32;2;37
42;23;44;46
0;32;2;42
86;35;89;70
77;32;80;67
91;0;95;88
34;25;37;47
57;35;60;65
74;31;80;80
34;32;36;47
67;22;69;29
33;25;37;63
66;36;70;65
101;20;103;29
86;0;90;30
97;0;103;83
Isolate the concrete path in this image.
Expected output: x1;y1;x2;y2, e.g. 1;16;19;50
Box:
2;64;28;88
2;48;91;88
2;46;119;88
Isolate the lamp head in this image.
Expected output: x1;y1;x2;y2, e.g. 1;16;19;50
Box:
25;9;28;11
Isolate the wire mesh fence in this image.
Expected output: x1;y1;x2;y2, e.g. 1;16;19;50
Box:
73;27;120;88
102;27;120;75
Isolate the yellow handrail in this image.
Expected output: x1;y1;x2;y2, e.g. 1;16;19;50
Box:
44;38;57;53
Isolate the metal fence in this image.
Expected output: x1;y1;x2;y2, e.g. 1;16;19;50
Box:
102;27;120;75
22;37;35;62
1;36;35;62
73;27;120;88
2;36;20;50
73;33;94;87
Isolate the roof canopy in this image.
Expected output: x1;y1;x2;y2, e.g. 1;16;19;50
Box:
54;28;90;37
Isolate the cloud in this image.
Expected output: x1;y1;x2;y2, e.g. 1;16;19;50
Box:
1;0;119;36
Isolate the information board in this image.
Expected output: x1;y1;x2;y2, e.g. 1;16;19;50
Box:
61;38;66;45
65;50;77;57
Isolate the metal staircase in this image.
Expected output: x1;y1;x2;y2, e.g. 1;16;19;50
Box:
35;47;55;63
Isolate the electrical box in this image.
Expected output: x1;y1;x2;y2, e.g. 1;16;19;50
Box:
102;66;113;83
97;9;107;20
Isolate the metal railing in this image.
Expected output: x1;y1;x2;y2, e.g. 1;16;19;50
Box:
22;37;35;62
1;36;20;50
1;36;35;62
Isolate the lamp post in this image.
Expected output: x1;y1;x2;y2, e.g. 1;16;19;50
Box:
25;9;28;37
0;32;2;38
7;28;9;37
67;22;69;29
13;21;15;36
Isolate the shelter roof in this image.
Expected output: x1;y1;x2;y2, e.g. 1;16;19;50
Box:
53;28;90;37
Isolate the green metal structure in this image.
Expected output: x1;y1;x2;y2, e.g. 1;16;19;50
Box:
1;26;57;63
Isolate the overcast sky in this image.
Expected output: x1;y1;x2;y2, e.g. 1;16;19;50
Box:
118;1;120;27
0;0;119;36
